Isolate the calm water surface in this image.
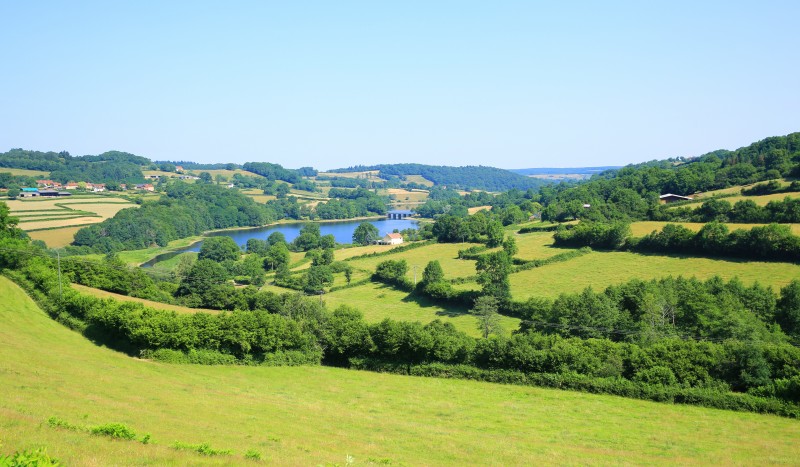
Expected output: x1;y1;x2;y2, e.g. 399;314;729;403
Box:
141;218;417;267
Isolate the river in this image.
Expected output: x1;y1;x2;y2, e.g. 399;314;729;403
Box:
140;217;418;267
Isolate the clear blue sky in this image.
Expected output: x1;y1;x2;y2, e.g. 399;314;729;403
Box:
1;1;798;170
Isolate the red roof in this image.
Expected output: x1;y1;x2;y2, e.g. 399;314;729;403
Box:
386;233;403;239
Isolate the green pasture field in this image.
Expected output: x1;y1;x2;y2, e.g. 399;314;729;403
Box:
690;179;792;200
323;281;519;337
679;191;800;208
0;167;49;177
402;174;434;186
630;221;800;237
147;251;198;272
71;283;219;315
141;169;177;178
1;276;799;465
499;249;800;300
347;242;482;280
76;236;205;265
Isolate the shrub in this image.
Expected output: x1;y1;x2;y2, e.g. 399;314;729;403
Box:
91;423;137;440
0;448;61;466
171;441;233;456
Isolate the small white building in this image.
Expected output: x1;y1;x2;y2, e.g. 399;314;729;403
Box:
379;233;404;245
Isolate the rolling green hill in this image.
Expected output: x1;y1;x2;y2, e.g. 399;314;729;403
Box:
1;275;799;465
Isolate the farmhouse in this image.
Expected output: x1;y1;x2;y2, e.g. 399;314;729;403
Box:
659;193;693;203
135;183;155;192
378;233;404;245
64;183;79;190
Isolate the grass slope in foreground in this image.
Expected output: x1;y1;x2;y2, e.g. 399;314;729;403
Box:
1;277;799;465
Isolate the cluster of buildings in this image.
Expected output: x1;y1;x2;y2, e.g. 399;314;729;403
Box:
16;180;156;197
35;179;106;192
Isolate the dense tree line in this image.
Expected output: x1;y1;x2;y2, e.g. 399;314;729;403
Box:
0;149;147;184
328;163;546;191
242;162;303;183
631;222;800;262
72;182;276;252
553;220;800;262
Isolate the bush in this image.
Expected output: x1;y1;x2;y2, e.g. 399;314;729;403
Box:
171;442;233;456
0;448;61;466
91;423;137;440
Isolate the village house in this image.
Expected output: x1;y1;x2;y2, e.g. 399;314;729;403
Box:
36;179;55;188
64;182;79;190
86;183;106;192
378;233;404;245
135;183;155;192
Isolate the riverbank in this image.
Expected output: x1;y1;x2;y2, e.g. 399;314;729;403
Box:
136;215;420;267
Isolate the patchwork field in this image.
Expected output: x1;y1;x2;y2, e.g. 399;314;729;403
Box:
6;196;138;245
2;276;799;465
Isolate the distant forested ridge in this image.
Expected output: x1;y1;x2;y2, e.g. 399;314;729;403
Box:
0;149;147;184
511;166;621;176
328;163;547;191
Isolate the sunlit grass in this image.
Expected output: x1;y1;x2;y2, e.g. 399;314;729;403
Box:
2;276;799;465
347;242;482;279
323;281;519;337
506;249;800;300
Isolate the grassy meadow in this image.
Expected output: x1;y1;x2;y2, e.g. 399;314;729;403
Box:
322;281;520;337
402;174;434;186
503;249;800;300
2;276;799;465
0;167;49;177
347;242;483;280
